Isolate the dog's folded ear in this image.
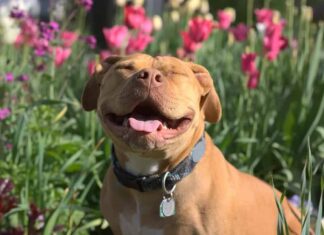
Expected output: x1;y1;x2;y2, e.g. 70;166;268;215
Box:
187;62;222;123
81;56;122;111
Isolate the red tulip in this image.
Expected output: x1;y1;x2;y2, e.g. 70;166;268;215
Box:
54;47;71;67
126;33;153;54
124;5;146;29
181;31;201;53
188;17;214;42
230;23;249;42
102;25;128;49
61;31;78;47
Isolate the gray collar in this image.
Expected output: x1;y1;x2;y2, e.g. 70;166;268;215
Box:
110;133;206;192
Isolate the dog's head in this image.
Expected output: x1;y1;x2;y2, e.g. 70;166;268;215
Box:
82;54;221;158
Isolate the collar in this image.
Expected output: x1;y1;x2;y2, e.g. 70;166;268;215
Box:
110;133;206;192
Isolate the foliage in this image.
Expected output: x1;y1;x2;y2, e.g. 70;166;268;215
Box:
0;0;323;233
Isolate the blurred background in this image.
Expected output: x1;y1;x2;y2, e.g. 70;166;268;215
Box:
0;0;323;234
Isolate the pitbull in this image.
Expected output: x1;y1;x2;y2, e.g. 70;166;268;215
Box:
81;54;302;235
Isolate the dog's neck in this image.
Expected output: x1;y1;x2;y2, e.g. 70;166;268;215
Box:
113;126;204;176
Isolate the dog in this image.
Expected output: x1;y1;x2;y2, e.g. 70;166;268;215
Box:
81;53;302;235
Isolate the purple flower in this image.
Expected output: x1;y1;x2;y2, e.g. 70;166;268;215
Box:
29;203;45;230
0;108;11;120
77;0;93;11
5;73;14;82
0;179;14;195
39;21;59;41
288;194;314;212
18;74;29;82
0;227;23;235
10;7;26;19
33;38;50;56
84;35;97;49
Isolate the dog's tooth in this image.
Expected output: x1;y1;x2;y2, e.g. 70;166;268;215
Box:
163;122;168;129
123;118;128;127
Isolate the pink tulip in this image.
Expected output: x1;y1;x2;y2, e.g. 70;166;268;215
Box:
87;60;96;76
61;31;78;47
100;50;112;61
0;108;11;120
126;33;153;54
15;17;38;47
140;17;153;34
241;53;257;74
263;21;287;61
230;23;249;42
124;5;146;29
181;31;201;53
103;25;128;49
217;9;234;30
188;17;214;42
54;47;71;67
255;9;273;27
241;53;260;89
247;71;260;89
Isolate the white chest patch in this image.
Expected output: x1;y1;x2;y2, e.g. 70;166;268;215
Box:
119;199;164;235
125;154;160;175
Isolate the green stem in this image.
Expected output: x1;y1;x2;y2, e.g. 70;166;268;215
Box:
247;0;254;26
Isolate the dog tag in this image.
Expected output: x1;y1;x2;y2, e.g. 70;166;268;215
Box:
159;197;176;217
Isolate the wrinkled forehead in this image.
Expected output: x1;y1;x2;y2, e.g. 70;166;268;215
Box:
113;54;193;75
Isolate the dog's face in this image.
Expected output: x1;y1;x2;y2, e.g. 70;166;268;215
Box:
82;54;221;158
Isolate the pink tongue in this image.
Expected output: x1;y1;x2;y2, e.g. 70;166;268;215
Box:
129;117;163;133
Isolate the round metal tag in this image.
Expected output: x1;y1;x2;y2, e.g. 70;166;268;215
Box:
159;197;176;217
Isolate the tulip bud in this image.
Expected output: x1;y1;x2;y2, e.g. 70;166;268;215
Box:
301;6;313;22
171;10;180;23
153;15;163;31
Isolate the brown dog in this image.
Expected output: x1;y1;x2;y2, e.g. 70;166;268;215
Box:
82;54;301;235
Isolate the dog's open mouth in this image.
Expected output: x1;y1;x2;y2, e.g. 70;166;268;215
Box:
104;102;193;136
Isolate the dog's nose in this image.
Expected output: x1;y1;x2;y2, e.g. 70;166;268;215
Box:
137;68;163;87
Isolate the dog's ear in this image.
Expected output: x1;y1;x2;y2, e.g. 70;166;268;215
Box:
81;56;122;111
187;62;222;123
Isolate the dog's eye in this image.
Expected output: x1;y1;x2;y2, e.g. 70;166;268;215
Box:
115;64;135;71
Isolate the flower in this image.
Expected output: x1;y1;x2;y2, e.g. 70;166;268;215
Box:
83;35;97;49
102;25;128;49
230;23;249;42
140;17;153;34
188;17;214;42
4;73;14;82
247;70;260;89
10;7;26;19
54;47;71;67
33;38;50;56
77;0;93;11
288;195;314;213
60;31;78;47
263;21;288;61
217;8;235;30
18;74;29;82
241;53;257;73
87;60;96;76
99;50;111;61
152;15;163;31
0;227;23;235
124;5;146;29
0;178;17;220
181;31;201;53
255;8;273;27
126;33;153;54
15;17;38;46
29;203;45;230
241;52;260;89
0;108;11;120
39;21;59;41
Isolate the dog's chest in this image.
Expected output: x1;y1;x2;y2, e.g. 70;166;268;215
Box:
117;195;164;235
119;208;164;235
